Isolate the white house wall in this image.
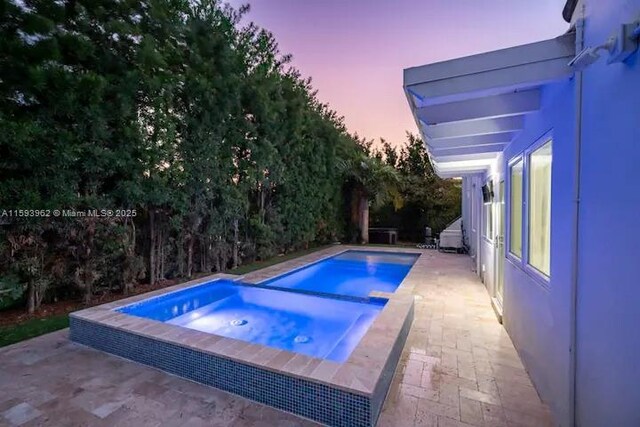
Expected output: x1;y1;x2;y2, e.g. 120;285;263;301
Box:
478;80;577;425
412;2;640;422
575;1;640;425
466;2;640;422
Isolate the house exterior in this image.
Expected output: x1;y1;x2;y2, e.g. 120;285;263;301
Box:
404;1;640;426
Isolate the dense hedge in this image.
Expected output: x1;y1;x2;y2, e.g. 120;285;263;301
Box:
0;0;362;312
0;0;460;313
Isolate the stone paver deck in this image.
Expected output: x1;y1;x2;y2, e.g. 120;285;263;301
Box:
0;249;551;427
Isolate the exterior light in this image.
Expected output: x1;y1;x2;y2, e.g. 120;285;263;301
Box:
568;37;616;71
569;20;640;71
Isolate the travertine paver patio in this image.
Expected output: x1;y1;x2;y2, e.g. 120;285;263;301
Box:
0;249;551;427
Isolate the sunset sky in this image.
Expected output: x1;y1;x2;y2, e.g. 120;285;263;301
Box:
232;1;569;147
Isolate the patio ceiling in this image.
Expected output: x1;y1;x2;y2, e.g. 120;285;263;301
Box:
404;32;576;178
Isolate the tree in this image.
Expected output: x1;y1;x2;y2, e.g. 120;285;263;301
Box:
338;151;402;243
370;133;462;241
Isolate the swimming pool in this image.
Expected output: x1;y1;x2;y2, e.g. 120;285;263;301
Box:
70;248;419;427
259;250;419;298
117;280;384;362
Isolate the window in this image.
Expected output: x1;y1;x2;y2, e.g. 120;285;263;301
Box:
528;139;552;276
509;159;523;257
483;184;493;240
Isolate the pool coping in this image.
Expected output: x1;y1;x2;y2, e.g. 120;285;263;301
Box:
69;245;425;425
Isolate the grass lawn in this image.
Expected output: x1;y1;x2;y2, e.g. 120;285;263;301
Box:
0;314;69;348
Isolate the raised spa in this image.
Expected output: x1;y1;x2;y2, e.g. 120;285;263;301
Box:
117;280;384;362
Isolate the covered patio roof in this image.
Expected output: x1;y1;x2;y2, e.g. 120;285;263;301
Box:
404;33;576;178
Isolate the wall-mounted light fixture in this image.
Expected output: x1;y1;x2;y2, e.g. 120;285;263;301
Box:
568;37;617;71
569;19;640;71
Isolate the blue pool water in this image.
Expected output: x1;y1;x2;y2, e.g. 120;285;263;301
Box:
118;280;385;362
116;251;418;361
260;250;419;298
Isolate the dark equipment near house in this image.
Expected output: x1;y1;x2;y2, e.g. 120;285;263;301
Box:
416;226;437;249
424;227;436;246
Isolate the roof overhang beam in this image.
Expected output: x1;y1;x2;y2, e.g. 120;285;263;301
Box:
403;32;576;178
416;90;540;125
421;115;525;140
405;33;575;107
430;143;505;158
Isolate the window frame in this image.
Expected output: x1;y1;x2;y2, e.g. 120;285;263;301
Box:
506;156;524;261
506;130;553;288
482;177;494;243
523;134;553;283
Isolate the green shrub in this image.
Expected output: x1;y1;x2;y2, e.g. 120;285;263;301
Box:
0;274;25;311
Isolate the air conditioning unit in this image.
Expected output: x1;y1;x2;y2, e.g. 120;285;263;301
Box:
440;230;464;250
439;217;464;252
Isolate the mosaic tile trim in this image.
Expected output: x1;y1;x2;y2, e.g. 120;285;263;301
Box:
70;317;377;427
241;281;380;303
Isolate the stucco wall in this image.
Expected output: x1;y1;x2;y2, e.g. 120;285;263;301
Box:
477;80;577;426
453;4;640;424
575;1;640;425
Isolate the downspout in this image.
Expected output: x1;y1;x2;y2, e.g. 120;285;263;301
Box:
569;10;585;427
